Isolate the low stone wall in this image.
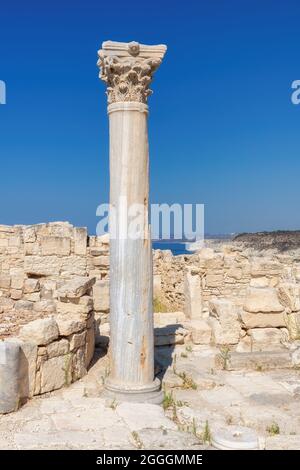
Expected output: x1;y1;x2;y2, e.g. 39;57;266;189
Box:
154;245;300;354
0;276;95;413
0;222;109;339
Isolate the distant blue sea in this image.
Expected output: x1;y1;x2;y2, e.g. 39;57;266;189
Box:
153;241;192;256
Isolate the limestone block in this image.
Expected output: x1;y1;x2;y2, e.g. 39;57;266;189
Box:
154;325;188;346
19;318;59;346
93;280;110;312
33;300;56;314
15;300;34;311
44;222;73;237
92;255;109;267
24;242;39;255
278;283;300;312
291;347;300;367
205;273;223;288
69;331;86;351
226;268;243;280
24;278;40;294
217;351;292;371
184;268;202;319
56;314;86;336
0;297;14;312
57;277;96;300
236;336;252;352
243;287;284;313
248;328;285;351
0;275;10;289
10;339;38;399
56;299;92;316
40;355;71;393
72;348;87;381
10;289;23;300
250;259;283;277
190;319;212;345
40;236;71;256
23;226;36;243
240;311;286;328
74;227;87;256
46;339;69;359
284;311;300;340
209;299;241;345
0;341;21;413
60;256;87;277
25;256;61;276
250;277;269;288
24;292;40;302
11;275;24;290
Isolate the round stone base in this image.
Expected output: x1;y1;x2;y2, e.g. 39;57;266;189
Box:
103;377;164;405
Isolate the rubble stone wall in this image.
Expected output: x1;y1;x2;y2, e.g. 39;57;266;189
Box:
154;245;300;352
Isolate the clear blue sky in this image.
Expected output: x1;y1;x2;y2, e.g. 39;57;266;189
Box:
1;0;300;235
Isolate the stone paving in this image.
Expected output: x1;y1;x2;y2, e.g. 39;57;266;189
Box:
1;346;300;450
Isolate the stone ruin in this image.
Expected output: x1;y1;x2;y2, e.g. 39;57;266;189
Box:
1;221;300;413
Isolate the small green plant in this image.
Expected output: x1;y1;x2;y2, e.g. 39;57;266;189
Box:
181;352;188;358
192;418;198;438
132;431;143;449
219;346;231;370
178;371;197;390
202;420;212;444
186;345;193;353
266;423;280;436
163;391;175;410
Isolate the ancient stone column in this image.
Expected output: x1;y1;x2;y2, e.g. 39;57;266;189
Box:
97;41;167;403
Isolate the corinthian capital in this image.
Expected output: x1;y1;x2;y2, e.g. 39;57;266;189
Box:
97;41;167;105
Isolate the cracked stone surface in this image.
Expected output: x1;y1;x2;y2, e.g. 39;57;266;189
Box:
1;345;300;449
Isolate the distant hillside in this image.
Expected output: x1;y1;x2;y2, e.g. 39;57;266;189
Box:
233;230;300;252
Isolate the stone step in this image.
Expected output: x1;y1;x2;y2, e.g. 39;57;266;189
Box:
215;351;292;371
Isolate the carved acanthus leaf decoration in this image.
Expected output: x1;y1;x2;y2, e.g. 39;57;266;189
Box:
97;53;162;104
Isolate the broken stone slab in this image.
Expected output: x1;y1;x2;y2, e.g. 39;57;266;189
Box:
154;325;188;346
0;341;21;413
248;328;287;352
57;277;96;300
209;299;241;345
243;287;284;313
19;317;59;346
40;354;72;393
284;311;300;340
240;311;286;328
184;267;202;320
265;435;300;450
93;280;109;312
278;283;300;312
187;319;212;345
215;351;292;371
56;314;86;336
